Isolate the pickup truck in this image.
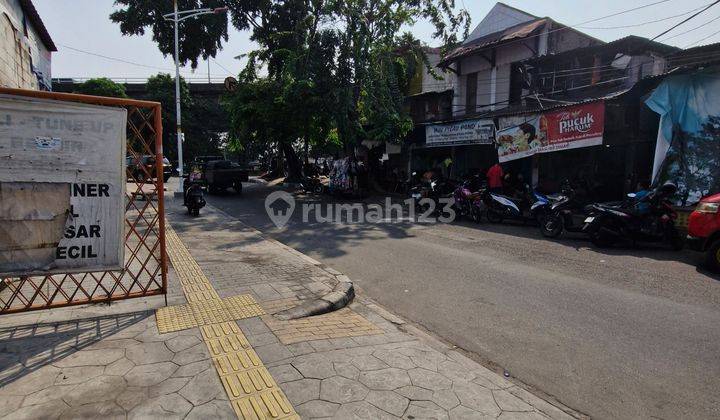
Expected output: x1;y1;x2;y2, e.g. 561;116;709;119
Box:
687;192;720;271
202;160;249;194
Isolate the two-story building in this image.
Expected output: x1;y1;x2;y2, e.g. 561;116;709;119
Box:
509;35;681;197
0;0;55;90
410;2;601;179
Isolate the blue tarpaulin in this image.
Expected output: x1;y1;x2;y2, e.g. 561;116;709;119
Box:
645;73;720;205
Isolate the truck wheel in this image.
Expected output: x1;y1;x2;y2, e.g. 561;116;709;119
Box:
705;240;720;272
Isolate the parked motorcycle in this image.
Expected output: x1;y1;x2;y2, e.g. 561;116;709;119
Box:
483;184;551;225
301;176;324;194
582;182;683;249
453;177;485;223
540;180;588;238
410;172;455;217
183;176;206;217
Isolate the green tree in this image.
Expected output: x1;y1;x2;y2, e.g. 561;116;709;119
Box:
111;0;468;178
110;0;231;69
144;73;222;163
74;78;128;98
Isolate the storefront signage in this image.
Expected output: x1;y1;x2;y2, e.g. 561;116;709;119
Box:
496;102;605;162
425;118;495;147
0;94;127;275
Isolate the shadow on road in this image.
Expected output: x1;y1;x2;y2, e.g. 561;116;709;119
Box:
202;181;718;280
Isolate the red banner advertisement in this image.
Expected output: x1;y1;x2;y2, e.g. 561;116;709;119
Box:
497;101;605;162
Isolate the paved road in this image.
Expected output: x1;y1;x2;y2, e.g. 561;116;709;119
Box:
205;181;720;420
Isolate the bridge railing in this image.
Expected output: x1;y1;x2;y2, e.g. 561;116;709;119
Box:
52;77;229;85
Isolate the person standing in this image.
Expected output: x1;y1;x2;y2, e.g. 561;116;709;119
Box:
487;163;504;194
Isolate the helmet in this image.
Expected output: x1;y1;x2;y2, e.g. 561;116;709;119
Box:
657;182;677;196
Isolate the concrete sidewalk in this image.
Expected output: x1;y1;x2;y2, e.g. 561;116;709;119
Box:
0;196;580;419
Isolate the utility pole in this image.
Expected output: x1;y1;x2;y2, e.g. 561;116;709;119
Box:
173;0;183;196
164;3;227;196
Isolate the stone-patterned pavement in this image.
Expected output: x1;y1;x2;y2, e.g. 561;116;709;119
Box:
0;196;579;419
0;309;232;419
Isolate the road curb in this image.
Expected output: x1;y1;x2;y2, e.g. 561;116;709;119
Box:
204;203;357;317
273;280;355;320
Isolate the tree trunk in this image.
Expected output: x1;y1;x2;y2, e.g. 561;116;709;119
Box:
281;142;303;183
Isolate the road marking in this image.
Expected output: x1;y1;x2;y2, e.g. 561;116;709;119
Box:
160;225;298;419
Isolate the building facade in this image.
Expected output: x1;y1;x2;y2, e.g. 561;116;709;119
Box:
408;2;602;179
0;0;55;90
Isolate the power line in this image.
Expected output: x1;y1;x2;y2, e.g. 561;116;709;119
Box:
577;3;712;29
658;14;720;41
444;0;674;62
685;27;720;46
210;57;235;76
418;48;720;95
445;51;720;113
647;0;720;41
59;44;228;78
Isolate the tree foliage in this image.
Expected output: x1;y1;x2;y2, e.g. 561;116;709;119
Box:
111;0;229;69
144;73;223;161
111;0;469;173
74;78;128;98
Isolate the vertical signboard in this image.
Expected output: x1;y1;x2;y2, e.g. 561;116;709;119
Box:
497;101;605;162
0;94;126;275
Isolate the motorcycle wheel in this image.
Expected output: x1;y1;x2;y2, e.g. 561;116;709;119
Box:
471;207;482;224
191;207;200;217
667;226;684;251
486;209;503;224
540;214;563;238
233;181;243;195
452;204;462;221
589;229;616;248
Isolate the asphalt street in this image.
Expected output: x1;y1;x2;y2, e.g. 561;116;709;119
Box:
203;180;720;420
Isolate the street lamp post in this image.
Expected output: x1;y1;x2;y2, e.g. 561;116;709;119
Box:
163;2;227;196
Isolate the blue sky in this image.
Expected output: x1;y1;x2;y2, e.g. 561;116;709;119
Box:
34;0;720;80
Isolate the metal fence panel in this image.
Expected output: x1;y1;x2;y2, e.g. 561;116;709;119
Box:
0;87;167;314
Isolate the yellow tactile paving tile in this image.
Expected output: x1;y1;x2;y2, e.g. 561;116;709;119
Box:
163;224;299;420
205;329;253;357
156;304;197;333
231;390;299;420
213;348;264;375
200;321;245;339
220;367;277;397
224;295;266;319
190;300;234;326
262;307;384;344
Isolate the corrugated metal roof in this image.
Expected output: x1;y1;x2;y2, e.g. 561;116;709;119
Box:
521;35;678;66
439;18;549;67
